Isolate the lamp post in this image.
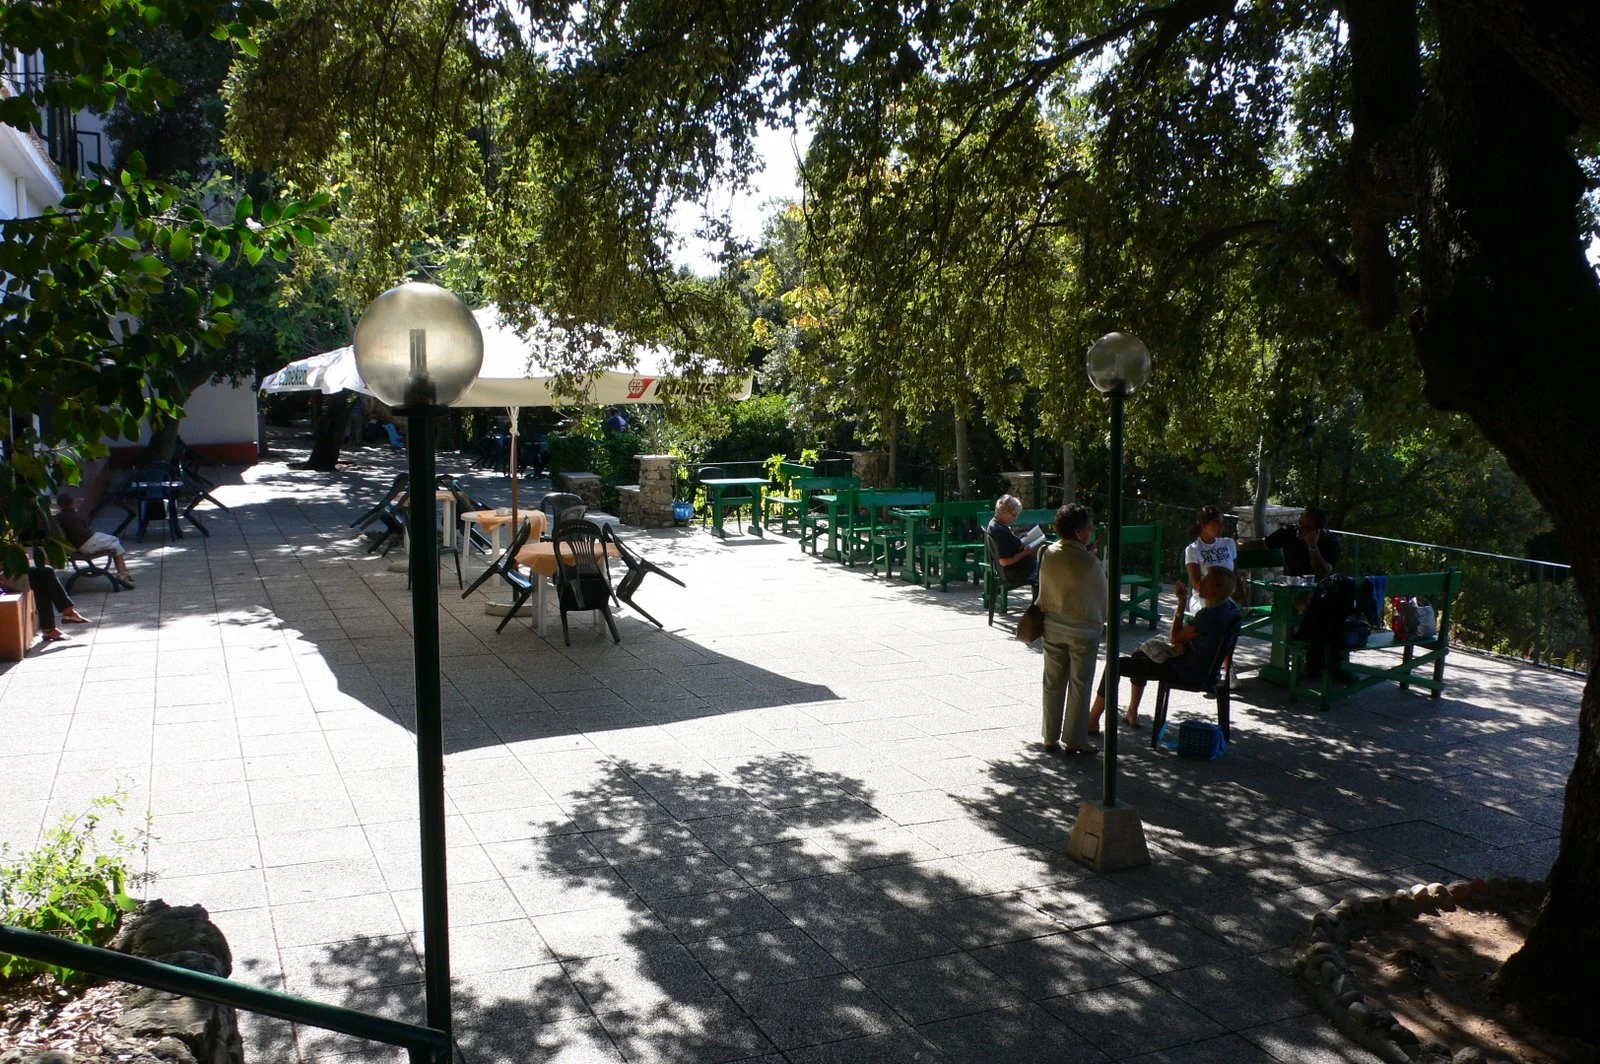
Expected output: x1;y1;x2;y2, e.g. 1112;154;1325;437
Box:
353;283;483;1047
1067;331;1153;872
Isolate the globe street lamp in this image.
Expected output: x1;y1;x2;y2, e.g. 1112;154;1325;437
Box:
1068;332;1153;872
353;283;483;1045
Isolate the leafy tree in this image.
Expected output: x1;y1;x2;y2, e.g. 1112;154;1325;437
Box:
226;0;1600;1030
0;0;321;575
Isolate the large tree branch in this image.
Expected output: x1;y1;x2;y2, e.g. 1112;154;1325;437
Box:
938;0;1238;178
1440;0;1600;131
1340;0;1424;328
1160;218;1357;294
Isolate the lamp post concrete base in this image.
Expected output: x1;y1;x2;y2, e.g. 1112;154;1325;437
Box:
1066;799;1151;872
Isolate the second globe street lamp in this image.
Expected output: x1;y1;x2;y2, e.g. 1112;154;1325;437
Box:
352;282;484;1046
1068;331;1153;872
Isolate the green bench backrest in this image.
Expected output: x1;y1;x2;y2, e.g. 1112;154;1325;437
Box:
1014;508;1058;529
1369;570;1462;636
923;500;994;546
777;462;815;483
1120;523;1160;545
857;489;938;510
792;475;860;493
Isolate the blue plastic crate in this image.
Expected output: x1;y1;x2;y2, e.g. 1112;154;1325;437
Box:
1177;720;1227;761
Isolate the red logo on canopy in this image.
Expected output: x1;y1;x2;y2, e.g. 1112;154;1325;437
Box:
626;377;657;400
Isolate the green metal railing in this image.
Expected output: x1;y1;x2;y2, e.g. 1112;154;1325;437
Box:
1332;529;1584;672
1126;499;1586;674
0;925;452;1064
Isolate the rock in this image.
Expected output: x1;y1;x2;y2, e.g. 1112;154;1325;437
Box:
1449;880;1476;902
1452;1048;1487;1064
1347;1000;1371;1025
111;901;232;977
1;1053;75;1064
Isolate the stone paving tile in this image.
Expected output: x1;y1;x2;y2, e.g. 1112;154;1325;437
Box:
1240;1012;1387;1063
594;997;774;1064
970;931;1141;1000
781;1028;944;1064
1153;951;1314;1031
1074;914;1241;976
857;950;1026;1025
728;973;904;1050
917;1002;1108;1063
687;926;845;990
1043;977;1228;1058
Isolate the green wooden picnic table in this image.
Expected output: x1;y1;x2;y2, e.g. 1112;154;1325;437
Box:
701;478;767;538
888;507;931;582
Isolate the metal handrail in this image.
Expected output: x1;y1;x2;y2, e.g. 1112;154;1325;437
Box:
0;925;451;1064
1328;528;1571;571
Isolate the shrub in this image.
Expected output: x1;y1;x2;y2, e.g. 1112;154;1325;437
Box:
0;793;147;985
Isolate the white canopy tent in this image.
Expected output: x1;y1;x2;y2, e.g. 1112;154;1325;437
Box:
261;304;753;521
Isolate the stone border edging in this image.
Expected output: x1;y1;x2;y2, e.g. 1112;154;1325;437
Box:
1294;876;1547;1064
108;899;244;1064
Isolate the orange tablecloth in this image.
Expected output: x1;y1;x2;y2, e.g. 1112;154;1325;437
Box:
466;508;547;539
515;539;612;579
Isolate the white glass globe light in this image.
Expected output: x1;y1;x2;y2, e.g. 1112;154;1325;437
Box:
353;282;484;409
1085;332;1152;396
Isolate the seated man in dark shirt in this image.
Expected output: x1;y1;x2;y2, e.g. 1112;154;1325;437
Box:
1246;506;1339;579
57;493;135;586
1090;568;1240;731
986;494;1040;586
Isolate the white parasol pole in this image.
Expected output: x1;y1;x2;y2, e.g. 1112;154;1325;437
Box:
507;405;520;530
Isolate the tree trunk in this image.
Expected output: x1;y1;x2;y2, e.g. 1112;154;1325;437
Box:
301;392;352;472
1409;11;1600;1039
145;419;181;463
887;415;899;488
1061;441;1076;503
953;413;971;499
1252;436;1270;539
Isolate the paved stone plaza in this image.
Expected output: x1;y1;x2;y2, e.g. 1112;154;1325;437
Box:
0;441;1579;1063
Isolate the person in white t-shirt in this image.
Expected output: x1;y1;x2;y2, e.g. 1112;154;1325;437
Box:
1178;505;1236;601
1177;505;1239;689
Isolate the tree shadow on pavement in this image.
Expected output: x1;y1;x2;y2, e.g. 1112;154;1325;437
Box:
240;752;1285;1063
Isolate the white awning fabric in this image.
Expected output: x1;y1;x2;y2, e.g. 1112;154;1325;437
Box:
259;305;753;407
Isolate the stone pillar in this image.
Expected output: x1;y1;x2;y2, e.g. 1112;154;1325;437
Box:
1230;503;1301;540
1001;471;1058;505
848;450;889;488
637;453;678;528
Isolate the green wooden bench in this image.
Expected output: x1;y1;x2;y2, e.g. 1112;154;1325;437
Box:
1112;523;1162;629
1285;570;1463;711
919;500;994;591
839;489;938;572
794;476;860;556
763;461;815;534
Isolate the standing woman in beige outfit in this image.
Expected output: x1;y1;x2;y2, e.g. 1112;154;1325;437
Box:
1034;504;1107;755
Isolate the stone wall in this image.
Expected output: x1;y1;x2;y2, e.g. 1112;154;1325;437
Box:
616;485;642;526
848;451;889;489
2;900;245;1064
1230;503;1301;541
111;900;243;1064
559;472;605;510
635;454;677;528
